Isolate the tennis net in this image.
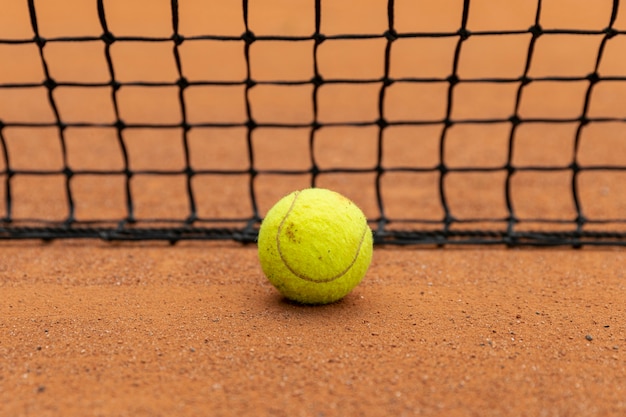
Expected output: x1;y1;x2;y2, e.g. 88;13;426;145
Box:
0;0;625;246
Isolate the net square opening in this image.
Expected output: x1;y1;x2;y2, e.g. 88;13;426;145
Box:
0;2;30;39
124;128;185;171
394;0;464;32
512;123;576;167
249;85;313;125
518;81;588;119
66;128;125;172
381;172;443;221
467;0;536;31
5;127;64;171
179;2;244;37
317;83;380;124
11;175;68;221
390;38;457;80
385;82;448;122
255;174;312;217
45;42;110;83
71;174;128;221
180;40;246;83
104;0;172;37
118;86;181;125
188;127;249;171
184;85;247;125
510;171;576;220
314;126;378;170
578;123;626;167
451;82;518;120
0;87;55;124
318;39;386;81
111;42;179;83
250;41;314;82
588;81;626;119
528;35;603;78
253;127;311;171
444;123;510;169
598;35;626;77
540;0;614;30
0;44;44;84
457;34;530;79
382;125;442;169
35;0;101;37
578;171;626;220
55;87;116;124
131;174;189;220
192;174;252;219
445;171;508;220
320;0;387;35
249;0;315;36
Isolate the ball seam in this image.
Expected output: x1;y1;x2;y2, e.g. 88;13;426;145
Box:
276;191;369;284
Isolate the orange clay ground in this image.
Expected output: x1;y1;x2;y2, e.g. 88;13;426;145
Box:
1;243;625;416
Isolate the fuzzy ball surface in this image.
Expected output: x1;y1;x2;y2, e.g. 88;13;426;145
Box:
258;188;373;305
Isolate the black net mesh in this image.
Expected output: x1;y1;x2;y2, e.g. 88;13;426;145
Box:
0;0;625;246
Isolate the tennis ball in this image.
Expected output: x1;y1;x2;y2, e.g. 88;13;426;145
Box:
258;188;373;305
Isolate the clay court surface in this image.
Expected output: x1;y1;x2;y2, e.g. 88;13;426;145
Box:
1;1;626;416
1;242;625;416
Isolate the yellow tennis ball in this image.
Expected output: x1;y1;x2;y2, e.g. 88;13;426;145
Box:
258;188;373;305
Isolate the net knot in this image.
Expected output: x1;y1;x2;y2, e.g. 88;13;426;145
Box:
44;78;57;90
509;115;521;126
529;25;543;37
312;75;324;87
172;34;184;45
586;72;599;85
101;31;116;44
605;27;618;39
242;31;256;43
384;30;398;41
457;29;470;40
34;36;46;47
177;77;189;89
